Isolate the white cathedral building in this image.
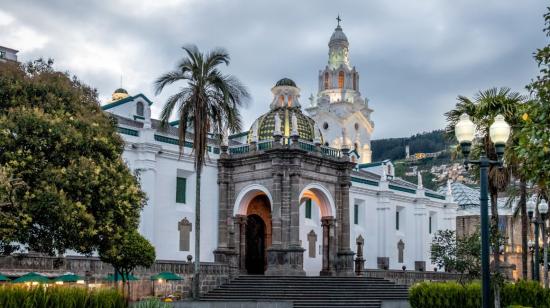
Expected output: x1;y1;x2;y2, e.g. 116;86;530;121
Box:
102;21;457;276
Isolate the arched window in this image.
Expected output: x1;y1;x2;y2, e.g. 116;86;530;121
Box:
287;96;292;107
353;73;357;90
338;71;345;89
136;101;144;117
324;72;329;89
279;95;284;106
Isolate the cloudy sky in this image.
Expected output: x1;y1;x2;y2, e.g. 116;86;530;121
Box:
1;1;547;138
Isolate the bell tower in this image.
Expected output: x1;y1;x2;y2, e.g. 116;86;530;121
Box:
306;17;374;163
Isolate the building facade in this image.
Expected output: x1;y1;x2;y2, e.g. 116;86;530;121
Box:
102;21;457;276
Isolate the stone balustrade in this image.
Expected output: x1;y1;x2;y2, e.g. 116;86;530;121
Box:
364;269;461;286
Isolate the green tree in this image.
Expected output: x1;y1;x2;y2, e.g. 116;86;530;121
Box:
154;45;249;299
430;229;481;283
517;8;550;199
99;230;155;297
0;59;145;256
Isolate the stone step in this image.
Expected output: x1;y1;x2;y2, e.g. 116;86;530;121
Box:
201;275;408;308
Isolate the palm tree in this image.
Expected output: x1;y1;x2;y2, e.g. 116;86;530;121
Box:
445;87;526;306
155;45;249;299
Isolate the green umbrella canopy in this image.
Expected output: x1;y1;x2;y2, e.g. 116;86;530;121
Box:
53;274;83;283
105;273;138;281
150;272;183;281
12;272;50;284
0;274;10;282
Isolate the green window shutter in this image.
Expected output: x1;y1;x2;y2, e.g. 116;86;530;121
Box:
305;199;312;219
176;177;187;203
396;211;400;230
354;204;359;225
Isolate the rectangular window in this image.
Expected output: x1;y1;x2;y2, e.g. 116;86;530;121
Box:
305;199;312;219
396;211;400;230
176;177;187;203
429;216;432;234
354;204;359;225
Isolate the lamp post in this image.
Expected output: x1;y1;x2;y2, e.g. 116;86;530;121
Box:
455;114;510;308
528;198;537;280
540;199;549;288
529;239;535;280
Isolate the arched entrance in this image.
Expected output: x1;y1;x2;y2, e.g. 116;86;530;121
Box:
245;195;272;274
246;214;266;274
299;184;337;276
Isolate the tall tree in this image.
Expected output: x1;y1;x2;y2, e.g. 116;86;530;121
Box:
0;59;146;256
517;8;550;200
445;87;526;304
154;45;249;299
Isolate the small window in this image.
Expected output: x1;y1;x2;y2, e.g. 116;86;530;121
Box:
323;122;329;130
354;204;359;225
176;177;187;203
305;199;312;219
338;71;345;89
324;72;329;89
136;102;144;117
353;73;357;90
354;123;359;130
429;216;432;234
0;51;5;59
396;210;400;230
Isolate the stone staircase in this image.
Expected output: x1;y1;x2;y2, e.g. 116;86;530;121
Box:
201;275;409;308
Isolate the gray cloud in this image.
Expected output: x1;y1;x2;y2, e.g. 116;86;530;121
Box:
0;0;546;138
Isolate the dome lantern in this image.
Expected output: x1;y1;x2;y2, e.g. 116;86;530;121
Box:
248;78;322;143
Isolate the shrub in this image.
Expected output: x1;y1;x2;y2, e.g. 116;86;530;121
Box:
409;280;550;308
0;285;127;308
132;298;171;308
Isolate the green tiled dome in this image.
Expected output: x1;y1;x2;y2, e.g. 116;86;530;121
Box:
248;106;321;143
275;78;297;87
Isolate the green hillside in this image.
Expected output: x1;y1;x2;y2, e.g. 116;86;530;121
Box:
371;130;451;161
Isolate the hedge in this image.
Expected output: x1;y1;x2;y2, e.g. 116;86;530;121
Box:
0;285;127;308
409;280;550;308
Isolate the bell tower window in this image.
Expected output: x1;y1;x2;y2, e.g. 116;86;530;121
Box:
338;71;345;89
353;73;357;90
324;72;329;89
136;101;144;117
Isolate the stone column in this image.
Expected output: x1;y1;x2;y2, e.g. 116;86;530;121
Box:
320;216;336;276
336;176;355;276
289;169;301;246
234;215;247;273
376;193;391;269
414;199;427;271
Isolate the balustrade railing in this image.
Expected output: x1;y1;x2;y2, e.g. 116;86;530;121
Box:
228;144;250;154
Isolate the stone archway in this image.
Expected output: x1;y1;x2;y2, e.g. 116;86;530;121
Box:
230;185;272;274
299;184;337;276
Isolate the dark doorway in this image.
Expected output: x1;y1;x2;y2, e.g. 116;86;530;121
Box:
245;214;266;274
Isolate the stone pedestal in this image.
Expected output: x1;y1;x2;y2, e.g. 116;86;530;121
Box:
213;248;239;277
377;257;389;270
265;246;306;276
336;250;356;276
415;261;426;271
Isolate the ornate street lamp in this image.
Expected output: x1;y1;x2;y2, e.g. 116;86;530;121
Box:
456;113;510;308
540;199;549;288
527;198;537;280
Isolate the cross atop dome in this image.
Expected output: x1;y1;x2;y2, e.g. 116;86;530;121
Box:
336;14;341;27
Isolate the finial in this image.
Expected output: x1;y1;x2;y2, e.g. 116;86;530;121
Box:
336;14;342;27
291;112;299;137
274;113;282;136
417;172;423;190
